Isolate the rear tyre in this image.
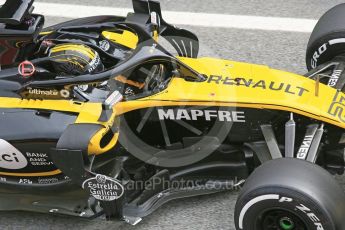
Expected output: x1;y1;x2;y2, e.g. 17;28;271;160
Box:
306;4;345;70
234;158;345;230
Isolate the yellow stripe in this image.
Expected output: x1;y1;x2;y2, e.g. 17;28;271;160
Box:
50;53;90;66
39;31;53;35
153;30;159;42
51;45;95;59
51;47;95;60
53;58;85;68
0;169;61;177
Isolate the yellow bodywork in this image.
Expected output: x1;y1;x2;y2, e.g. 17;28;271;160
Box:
102;29;159;48
117;57;345;129
0;98;117;177
96;29;344;128
102;30;139;49
0;100;117;153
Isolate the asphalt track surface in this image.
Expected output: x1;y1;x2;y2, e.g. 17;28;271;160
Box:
1;1;345;229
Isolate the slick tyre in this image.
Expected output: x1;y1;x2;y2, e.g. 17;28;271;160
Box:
306;3;345;70
234;158;345;230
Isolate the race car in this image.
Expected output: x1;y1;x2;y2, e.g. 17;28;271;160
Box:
1;0;345;229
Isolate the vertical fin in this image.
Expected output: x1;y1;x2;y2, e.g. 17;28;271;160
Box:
285;113;296;158
297;124;318;160
260;124;282;159
306;124;324;163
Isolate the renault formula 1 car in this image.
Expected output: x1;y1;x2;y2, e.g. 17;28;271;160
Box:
1;0;345;229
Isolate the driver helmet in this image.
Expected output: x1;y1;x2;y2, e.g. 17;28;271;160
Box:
49;43;104;75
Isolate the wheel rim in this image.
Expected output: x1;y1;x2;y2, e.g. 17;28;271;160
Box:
259;209;307;230
279;217;294;230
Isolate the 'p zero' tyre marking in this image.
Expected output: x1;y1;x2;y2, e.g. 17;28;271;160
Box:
238;194;279;229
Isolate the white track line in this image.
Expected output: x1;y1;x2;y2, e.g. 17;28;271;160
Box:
34;2;317;33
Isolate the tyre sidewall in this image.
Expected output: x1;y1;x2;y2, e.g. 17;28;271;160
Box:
306;32;345;70
235;187;334;230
